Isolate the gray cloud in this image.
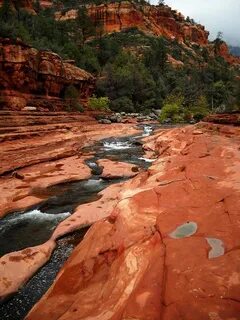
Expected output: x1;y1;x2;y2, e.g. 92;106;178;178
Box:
151;0;240;46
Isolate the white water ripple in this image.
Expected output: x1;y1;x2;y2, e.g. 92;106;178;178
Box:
103;141;132;150
0;209;70;232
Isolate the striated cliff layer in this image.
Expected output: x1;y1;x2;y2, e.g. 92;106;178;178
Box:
56;1;209;46
0;38;95;110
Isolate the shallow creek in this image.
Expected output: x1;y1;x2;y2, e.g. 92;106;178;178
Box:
0;124;159;320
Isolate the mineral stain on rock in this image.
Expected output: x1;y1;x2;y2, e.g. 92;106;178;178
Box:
206;237;225;259
169;221;198;239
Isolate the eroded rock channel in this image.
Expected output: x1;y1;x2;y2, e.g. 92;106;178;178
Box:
0;124;159;320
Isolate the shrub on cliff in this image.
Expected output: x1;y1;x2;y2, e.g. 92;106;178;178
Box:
89;96;110;111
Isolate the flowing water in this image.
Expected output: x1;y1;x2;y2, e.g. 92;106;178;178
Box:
0;124;160;320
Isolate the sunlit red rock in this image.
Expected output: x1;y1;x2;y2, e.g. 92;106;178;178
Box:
216;41;240;65
98;159;140;179
56;2;209;46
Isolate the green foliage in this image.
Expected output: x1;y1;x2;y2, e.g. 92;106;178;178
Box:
97;51;157;112
89;96;110;111
159;95;185;123
64;85;79;100
64;85;84;112
76;7;96;45
188;95;210;121
144;37;168;77
110;97;135;113
0;1;239;115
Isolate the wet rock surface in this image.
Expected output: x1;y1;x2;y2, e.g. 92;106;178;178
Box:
24;122;240;320
0;230;87;320
0;123;157;318
0;112;140;218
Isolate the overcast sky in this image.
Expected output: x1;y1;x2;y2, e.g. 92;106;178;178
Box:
151;0;240;46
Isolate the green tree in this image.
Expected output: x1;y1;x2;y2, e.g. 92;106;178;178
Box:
64;85;84;112
97;52;157;112
159;95;185;123
0;0;12;22
145;37;168;77
76;7;96;45
89;96;110;111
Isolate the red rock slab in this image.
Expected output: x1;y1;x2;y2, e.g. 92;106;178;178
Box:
0;240;55;301
26;123;240;319
0;123;140;218
0;121;140;175
97;159;140;179
51;182;124;240
0;124;142;300
0;155;91;218
0;181;121;301
163;238;240;320
26;190;165;320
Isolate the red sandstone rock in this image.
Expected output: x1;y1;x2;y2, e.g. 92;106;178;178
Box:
215;41;240;65
0;38;95;110
0;240;55;301
0;116;140;218
204;113;240;126
56;2;209;46
0;0;35;13
97;159;140;179
25;123;240;319
0;155;92;218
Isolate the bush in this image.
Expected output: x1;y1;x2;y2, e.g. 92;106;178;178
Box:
190;95;210;122
64;84;79;100
159;95;184;123
89;96;110;111
64;85;84;112
110;97;135;113
72;101;84;112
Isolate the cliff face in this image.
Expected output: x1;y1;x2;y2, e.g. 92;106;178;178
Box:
0;38;95;110
56;2;209;46
216;41;240;65
0;0;35;13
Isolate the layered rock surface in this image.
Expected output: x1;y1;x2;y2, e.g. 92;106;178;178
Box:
24;123;240;320
204;112;240;126
56;1;209;46
0;111;139;218
0;38;95;110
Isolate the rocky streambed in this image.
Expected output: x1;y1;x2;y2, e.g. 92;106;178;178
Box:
0;123;159;319
1;121;240;320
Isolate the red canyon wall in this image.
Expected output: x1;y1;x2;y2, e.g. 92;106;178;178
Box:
0;38;95;110
0;0;35;13
56;2;209;46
